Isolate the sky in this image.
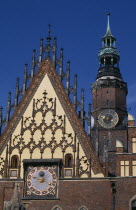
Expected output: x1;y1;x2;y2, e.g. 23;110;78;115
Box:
0;0;136;121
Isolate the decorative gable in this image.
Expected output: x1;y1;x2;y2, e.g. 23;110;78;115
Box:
0;58;103;179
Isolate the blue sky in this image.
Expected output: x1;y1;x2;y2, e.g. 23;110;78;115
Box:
0;0;136;120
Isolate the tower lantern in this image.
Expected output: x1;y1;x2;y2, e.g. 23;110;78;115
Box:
97;13;121;80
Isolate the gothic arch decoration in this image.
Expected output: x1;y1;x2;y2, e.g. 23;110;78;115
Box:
11;90;75;155
129;195;136;210
78;205;88;210
0;89;91;178
51;205;62;210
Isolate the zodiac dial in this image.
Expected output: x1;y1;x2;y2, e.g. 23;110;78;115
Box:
27;166;57;195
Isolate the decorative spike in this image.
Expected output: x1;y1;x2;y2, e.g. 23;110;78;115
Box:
39;39;43;63
14;78;19;108
47;24;51;44
6;92;11;124
66;61;70;95
59;48;64;80
53;37;57;67
46;24;52;58
80;88;85;126
0;107;3;135
73;74;77;110
88;103;92;137
31;49;36;79
23;64;27;94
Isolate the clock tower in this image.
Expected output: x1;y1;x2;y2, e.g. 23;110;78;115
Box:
91;14;128;176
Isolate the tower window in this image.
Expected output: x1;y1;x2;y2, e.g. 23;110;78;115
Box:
11;155;18;169
132;161;136;176
120;161;129;177
65;154;73;168
132;138;136;153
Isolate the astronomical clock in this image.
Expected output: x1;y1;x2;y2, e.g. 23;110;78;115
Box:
98;109;119;129
23;159;61;199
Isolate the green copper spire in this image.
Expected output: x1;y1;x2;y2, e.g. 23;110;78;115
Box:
105;13;113;37
96;13;122;80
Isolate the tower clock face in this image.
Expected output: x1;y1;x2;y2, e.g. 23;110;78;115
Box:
98;109;119;129
27;166;57;196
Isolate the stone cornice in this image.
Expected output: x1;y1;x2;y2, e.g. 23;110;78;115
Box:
92;78;128;94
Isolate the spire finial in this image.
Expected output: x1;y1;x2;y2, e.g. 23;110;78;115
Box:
105;12;112;37
48;24;51;37
47;24;52;43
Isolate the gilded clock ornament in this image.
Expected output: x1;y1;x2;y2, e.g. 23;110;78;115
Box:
27;166;57;196
98;109;119;129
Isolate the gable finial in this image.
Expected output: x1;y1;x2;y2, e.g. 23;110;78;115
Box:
47;24;52;45
59;48;64;80
66;60;70;95
6;92;11;125
39;38;43;64
31;49;36;79
48;24;51;38
73;74;77;110
23;64;27;94
14;77;19;108
53;37;57;67
80;88;85;127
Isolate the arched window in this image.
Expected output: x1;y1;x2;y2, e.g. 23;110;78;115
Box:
65;154;73;168
11;155;18;168
132;200;136;210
